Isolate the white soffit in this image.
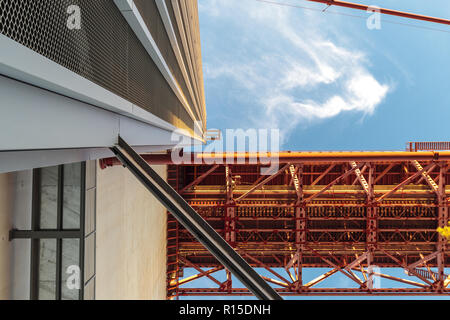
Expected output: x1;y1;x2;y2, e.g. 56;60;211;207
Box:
0;34;185;135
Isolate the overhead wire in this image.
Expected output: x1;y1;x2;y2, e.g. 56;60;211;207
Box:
252;0;450;34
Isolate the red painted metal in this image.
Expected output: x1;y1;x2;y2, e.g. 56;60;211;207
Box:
408;142;450;152
100;150;450;168
306;0;450;25
166;166;181;299
236;164;290;202
175;288;448;296
158;159;450;298
180;165;219;194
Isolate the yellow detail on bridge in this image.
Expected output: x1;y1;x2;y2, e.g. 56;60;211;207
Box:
437;222;450;241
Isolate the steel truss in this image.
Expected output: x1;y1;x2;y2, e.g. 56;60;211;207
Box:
165;158;450;298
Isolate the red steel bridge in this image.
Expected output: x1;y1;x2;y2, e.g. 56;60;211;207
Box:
161;149;450;298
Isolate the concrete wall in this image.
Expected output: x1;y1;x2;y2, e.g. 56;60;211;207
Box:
95;162;167;300
0;171;32;300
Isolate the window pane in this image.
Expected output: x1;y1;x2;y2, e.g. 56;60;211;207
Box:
40;167;59;229
61;239;80;300
38;239;57;300
63;163;82;229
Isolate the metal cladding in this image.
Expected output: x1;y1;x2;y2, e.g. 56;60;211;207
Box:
0;0;205;135
165;158;450;298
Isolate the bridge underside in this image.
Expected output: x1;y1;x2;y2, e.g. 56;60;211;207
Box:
165;158;450;298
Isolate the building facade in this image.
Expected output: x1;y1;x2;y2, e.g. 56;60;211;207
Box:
0;0;206;300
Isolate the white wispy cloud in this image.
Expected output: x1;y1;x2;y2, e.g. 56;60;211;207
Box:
200;0;391;142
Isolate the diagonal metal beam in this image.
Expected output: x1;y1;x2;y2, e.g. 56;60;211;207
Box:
411;161;439;195
345;252;368;271
373;163;395;185
380;249;433;286
253;174;269;188
352;165;367;185
172;266;223;287
355;254;368;281
235;164;290;202
243;252;292;286
180;164;220;194
376;162;435;202
350;162;370;195
304;164;362;204
408;251;439;270
304;268;339;288
306;246;365;287
347;269;363;285
416;173;440;186
285;249;302;287
286;250;300;270
289;166;300;186
311;164;335;186
351;268;428;288
286;269;296;283
289;165;302;201
180;257;223;287
373;272;427;288
419;253;437;282
261;276;290;288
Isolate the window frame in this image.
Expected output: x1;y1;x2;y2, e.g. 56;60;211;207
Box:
27;163;86;300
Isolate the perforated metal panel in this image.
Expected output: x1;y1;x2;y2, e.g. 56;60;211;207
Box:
164;0;205;125
165;0;192;89
134;0;199;121
0;0;196;134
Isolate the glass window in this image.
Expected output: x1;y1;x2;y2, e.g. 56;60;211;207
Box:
39;166;59;229
61;239;81;300
29;162;86;300
63;163;82;230
38;239;57;300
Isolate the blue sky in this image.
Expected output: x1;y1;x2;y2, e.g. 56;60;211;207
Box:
177;0;450;300
179;267;450;300
198;0;450;151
